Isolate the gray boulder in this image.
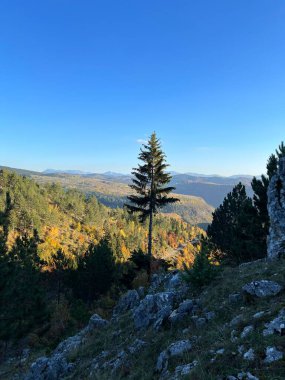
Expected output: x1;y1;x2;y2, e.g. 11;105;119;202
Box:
155;340;192;373
112;289;140;317
133;292;175;330
263;308;285;336
240;325;254;339
242;280;282;298
87;313;109;331
174;361;198;378
168;299;195;324
264;346;283;363
243;348;255;361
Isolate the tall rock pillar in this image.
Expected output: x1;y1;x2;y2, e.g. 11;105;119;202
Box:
267;157;285;259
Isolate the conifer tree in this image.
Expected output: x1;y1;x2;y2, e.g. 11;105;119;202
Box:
207;183;265;263
125;132;179;260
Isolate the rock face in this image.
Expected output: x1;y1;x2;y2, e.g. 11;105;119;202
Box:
263;308;285;336
112;289;140;318
133;291;176;330
155;340;192;373
242;280;283;298
267;157;285;259
24;314;108;380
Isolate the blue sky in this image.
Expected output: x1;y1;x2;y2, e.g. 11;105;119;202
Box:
0;1;284;175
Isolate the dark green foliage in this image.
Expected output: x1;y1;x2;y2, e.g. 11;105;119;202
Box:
125;132;179;257
0;231;47;340
182;243;218;288
74;238;116;302
207;183;265;264
130;249;151;271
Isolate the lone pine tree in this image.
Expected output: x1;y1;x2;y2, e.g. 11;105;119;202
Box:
125;132;179;263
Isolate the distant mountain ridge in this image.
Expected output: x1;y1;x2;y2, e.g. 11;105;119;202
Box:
1;165;255;209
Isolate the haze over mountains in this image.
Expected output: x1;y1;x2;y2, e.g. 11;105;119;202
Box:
40;168;254;208
0;165;255;227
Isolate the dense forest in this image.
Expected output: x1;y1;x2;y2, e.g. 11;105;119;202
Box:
0;169;202;347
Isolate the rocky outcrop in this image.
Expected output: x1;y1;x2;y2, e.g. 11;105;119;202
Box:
155;340;193;374
24;314;108;380
267;157;285;259
112;289;141;318
263;308;285;336
132;291;176;330
242;280;283;298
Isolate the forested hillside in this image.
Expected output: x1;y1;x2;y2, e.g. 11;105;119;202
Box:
0;169;203;349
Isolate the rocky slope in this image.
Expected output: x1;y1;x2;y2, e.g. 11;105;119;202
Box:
2;257;285;380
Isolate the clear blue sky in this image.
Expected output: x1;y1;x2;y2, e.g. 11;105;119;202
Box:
0;1;284;175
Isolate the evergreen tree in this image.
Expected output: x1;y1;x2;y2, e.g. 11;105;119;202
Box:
125;132;179;262
0;230;46;339
75;237;116;302
207;183;265;264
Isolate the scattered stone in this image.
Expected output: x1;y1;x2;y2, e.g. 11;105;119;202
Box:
230;315;243;327
263;308;285;336
242;280;283;298
240;325;254;339
155;340;192;373
264;346;283;363
174;361;198;378
194;317;206;328
243;348;255;361
253;311;265;319
227;372;259;380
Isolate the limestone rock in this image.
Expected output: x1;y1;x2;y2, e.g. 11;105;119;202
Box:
243;348;255;361
264;346;283;363
174;361;198;378
112;289;140;318
169;299;195;324
240;325;254;339
25;313;108;379
263;308;285;336
88;313;109;330
133;292;175;330
242;280;282;298
267;157;285;259
155;340;192;373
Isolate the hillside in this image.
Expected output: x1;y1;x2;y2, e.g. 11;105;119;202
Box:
30;173;214;225
3;257;285;379
0;169;202;262
39;170;254;208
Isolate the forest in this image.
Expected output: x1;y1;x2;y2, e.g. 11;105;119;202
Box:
0;168;202;348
